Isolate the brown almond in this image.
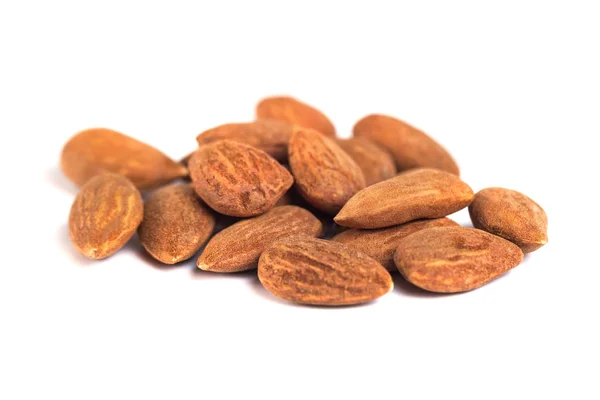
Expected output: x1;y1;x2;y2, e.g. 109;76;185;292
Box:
335;168;473;229
394;226;524;293
335;137;397;186
198;206;322;272
289;128;366;215
139;184;216;264
189;140;293;217
68;173;143;259
179;151;194;168
258;236;393;306
331;218;458;270
61;128;188;190
256;96;336;137
469;187;548;253
353;114;459;175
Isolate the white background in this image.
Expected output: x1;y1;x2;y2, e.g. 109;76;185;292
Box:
1;1;598;399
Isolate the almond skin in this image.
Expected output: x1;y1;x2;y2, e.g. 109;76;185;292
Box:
394;226;524;293
335;137;397;186
353;114;459;175
68;173;143;259
189;140;294;217
469;187;548;253
289;128;366;215
331;218;458;270
256;96;336;137
197;206;322;272
138;184;216;264
335;168;474;229
61;128;188;190
258;236;393;306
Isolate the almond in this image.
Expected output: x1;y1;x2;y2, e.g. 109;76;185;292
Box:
61;128;188;190
469;187;548;253
353;114;459;175
139;184;216;264
256;96;336;137
258;236;393;306
335;137;397;186
68;173;143;259
331;218;458;270
197;206;322;272
394;226;524;293
189;140;293;217
289;128;366;215
335;168;473;229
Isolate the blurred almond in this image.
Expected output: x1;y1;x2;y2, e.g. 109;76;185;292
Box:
256;96;336;137
336;137;397;185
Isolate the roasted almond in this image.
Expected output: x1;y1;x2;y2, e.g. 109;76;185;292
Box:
335;137;397;186
189;140;293;217
139;184;216;264
335;168;473;229
394;226;524;293
289;128;366;215
61;128;188;190
331;218;458;270
353;114;459;175
198;206;322;272
256;96;336;137
258;236;393;306
469;187;548;253
68;173;143;259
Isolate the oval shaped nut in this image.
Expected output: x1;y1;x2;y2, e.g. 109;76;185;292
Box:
335;137;397;186
258;236;393;306
353;114;459;175
198;206;322;272
289;128;366;215
334;168;474;229
256;96;336;137
196;120;294;161
394;226;524;293
61;128;188;190
331;218;458;270
189;140;293;217
139;184;216;264
68;173;143;260
469;187;548;253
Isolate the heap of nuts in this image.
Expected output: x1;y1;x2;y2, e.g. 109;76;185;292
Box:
62;96;548;306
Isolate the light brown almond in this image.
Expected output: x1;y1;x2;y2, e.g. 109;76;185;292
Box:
335;137;397;186
256;96;336;137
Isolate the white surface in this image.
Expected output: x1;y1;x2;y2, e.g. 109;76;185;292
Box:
1;1;598;399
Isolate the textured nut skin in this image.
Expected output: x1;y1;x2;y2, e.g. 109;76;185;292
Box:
335;137;397;186
289;128;366;215
256;96;336;137
139;184;216;264
189;140;294;217
68;173;143;259
198;206;322;272
258;236;393;306
394;226;524;293
334;168;473;229
353;114;459;175
196;120;294;161
61;128;188;190
469;187;548;253
331;218;458;270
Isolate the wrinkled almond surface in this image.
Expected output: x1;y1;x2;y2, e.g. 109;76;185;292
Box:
256;96;336;137
336;137;397;186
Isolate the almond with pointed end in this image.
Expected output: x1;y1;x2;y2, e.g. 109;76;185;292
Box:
61;128;188;190
256;96;336;137
68;173;143;259
394;226;524;293
331;218;458;270
336;137;397;186
258;236;393;306
469;187;548;253
289;128;365;215
335;168;473;229
189;140;293;217
353;114;459;175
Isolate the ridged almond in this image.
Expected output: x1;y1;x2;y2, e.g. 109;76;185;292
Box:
336;137;397;186
256;96;336;137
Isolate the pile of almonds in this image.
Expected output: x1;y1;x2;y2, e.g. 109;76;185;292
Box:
62;96;548;306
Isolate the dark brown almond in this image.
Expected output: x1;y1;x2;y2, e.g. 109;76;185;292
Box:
258;236;393;306
335;137;397;186
256;96;336;137
179;151;195;168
